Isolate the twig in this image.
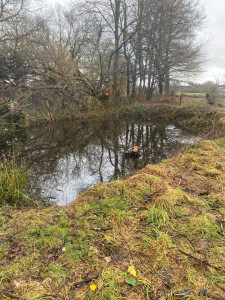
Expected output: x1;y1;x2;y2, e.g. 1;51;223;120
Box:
0;222;31;244
89;227;112;231
8;222;31;240
74;277;98;288
175;248;224;271
0;289;28;300
200;290;223;300
214;282;225;293
33;294;64;299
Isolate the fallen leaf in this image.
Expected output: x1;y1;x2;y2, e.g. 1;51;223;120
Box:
53;215;61;221
128;265;136;277
198;239;207;248
125;276;136;287
199;289;207;296
176;289;191;296
104;256;111;263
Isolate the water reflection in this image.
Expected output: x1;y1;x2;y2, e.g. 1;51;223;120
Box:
0;118;200;205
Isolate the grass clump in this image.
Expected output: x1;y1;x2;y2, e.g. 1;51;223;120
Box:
0;154;29;206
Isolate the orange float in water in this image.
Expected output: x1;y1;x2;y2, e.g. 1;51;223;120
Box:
132;146;139;153
104;92;109;96
124;146;140;157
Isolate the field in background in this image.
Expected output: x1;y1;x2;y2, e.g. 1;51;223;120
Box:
176;92;206;97
175;92;225;107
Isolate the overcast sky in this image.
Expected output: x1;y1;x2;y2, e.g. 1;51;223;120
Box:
203;0;225;83
49;0;225;83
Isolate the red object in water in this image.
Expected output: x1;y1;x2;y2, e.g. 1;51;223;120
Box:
105;92;109;96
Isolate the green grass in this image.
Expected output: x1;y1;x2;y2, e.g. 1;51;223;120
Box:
0;155;29;206
176;92;206;97
175;93;225;107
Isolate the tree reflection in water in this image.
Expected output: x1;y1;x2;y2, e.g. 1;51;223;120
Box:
1;118;200;205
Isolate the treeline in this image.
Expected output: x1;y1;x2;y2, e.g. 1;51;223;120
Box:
183;81;219;94
0;0;205;116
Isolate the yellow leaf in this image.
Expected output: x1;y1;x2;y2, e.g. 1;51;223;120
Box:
128;265;136;277
90;284;97;291
62;247;66;252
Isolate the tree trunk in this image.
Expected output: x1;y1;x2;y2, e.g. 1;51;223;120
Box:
113;0;121;105
158;77;163;95
164;65;169;97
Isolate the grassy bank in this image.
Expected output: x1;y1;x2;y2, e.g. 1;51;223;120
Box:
21;102;225;140
1;96;225;139
118;103;225;138
0;139;225;299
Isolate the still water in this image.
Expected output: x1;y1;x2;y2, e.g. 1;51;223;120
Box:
1;117;200;205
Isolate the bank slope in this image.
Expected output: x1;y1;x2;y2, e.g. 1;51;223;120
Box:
0;139;225;299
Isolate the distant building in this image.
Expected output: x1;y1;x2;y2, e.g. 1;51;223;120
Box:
218;85;225;93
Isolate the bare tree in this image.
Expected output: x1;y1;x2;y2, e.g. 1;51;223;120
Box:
0;0;206;120
136;0;205;98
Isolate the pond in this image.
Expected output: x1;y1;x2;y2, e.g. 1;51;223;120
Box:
0;117;200;205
